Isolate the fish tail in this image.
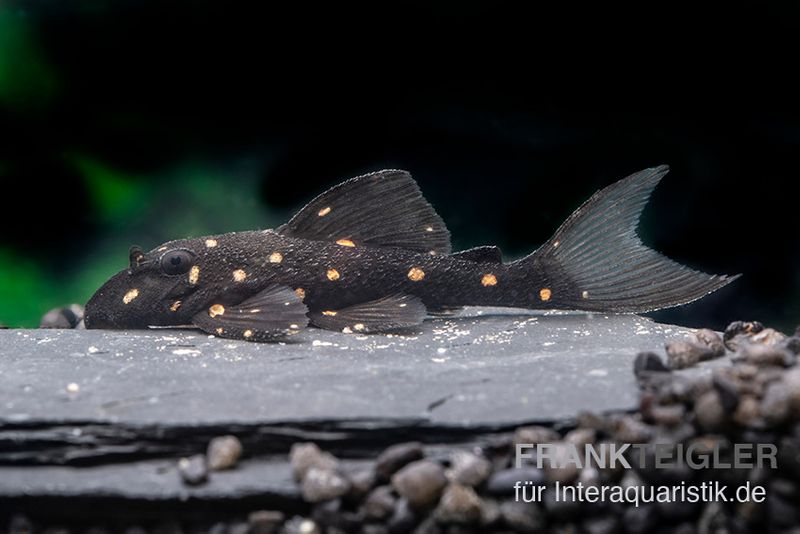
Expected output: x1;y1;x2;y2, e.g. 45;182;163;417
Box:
511;165;739;313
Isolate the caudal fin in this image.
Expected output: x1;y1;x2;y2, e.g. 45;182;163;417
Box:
514;166;739;313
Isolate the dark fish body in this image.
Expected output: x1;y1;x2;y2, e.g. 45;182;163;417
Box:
85;167;739;342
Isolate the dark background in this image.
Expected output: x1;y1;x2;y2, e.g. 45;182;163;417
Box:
1;1;798;331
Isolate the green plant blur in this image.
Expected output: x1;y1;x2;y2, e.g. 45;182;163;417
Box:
0;157;282;327
0;7;280;327
0;156;283;327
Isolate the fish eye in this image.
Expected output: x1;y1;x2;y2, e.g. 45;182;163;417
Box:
160;249;194;276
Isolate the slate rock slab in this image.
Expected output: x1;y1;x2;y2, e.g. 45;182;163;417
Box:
1;309;695;429
0;309;732;508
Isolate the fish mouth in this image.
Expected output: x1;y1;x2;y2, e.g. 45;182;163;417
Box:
84;278;130;329
84;268;202;329
83;269;153;329
83;310;118;329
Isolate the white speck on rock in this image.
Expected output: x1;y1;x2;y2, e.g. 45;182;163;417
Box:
172;349;201;356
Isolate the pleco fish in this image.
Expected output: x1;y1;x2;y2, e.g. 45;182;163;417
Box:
84;166;739;342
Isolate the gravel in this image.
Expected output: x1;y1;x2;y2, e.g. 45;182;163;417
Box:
177;454;208;486
207;435;243;471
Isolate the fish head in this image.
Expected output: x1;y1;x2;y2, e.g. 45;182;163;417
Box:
84;238;222;329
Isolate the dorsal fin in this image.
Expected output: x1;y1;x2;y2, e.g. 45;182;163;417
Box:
277;170;451;255
451;245;503;263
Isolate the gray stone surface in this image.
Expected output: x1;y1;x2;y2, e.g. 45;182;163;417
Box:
0;456;300;500
1;309;694;428
1;309;730;505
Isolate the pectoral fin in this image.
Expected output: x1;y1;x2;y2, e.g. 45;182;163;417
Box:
427;305;463;317
193;284;309;341
310;294;427;333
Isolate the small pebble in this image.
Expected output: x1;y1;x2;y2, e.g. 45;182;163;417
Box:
40;304;84;329
633;351;670;376
613;416;653;443
207;435;243;471
620;469;644;490
783;368;800;416
479;498;502;527
280;517;320;534
665;339;716;369
578;466;600;487
761;381;792;426
375;441;424;480
753;365;787;390
362;485;396;521
543;443;580;483
247;510;285;534
576;411;614;434
733;343;795;367
447;450;492;487
499;500;546;532
301;467;351;503
649;403;686;427
655;422;697;446
565;427;595;447
582;515;621;534
433;483;483;524
347;468;376;500
694;328;726;357
733;395;762;427
391;459;447;509
694;391;727;432
178;454;208;485
289;443;339;482
543;479;581;520
724;320;765;351
712;372;741;412
751;328;787;346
